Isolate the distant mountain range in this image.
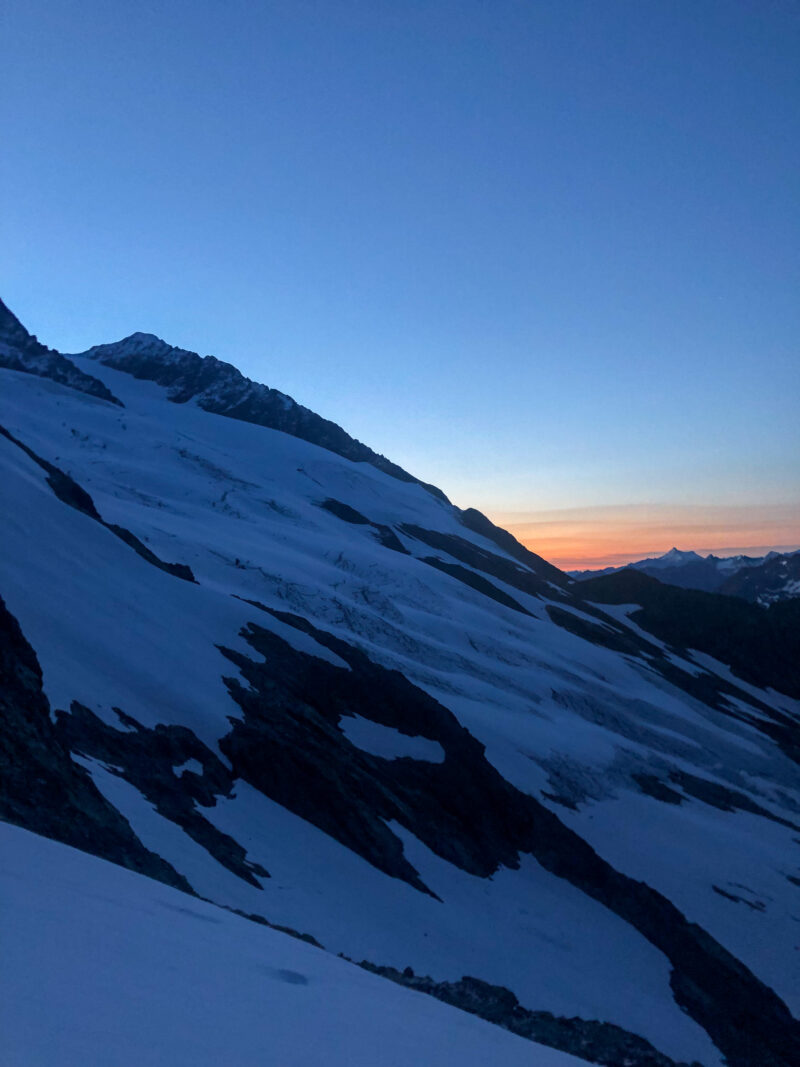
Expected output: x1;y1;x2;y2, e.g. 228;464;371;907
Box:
569;546;800;605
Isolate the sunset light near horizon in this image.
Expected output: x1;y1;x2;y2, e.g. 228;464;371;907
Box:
496;503;800;571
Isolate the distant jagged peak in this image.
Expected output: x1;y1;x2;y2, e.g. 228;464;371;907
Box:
655;547;704;564
122;331;163;344
81;331;204;367
103;331;170;352
570;542;800;603
0;297;37;349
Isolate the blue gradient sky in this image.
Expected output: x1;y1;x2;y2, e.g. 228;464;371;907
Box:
3;1;798;566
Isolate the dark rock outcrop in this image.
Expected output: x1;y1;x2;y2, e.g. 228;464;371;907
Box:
57;704;268;886
549;585;800;766
0;298;122;405
577;569;800;700
719;551;800;605
399;522;556;599
219;612;532;894
216;608;799;1067
358;964;702;1067
0;424;196;583
0;595;190;892
317;497;410;554
421;556;533;614
458;506;568;587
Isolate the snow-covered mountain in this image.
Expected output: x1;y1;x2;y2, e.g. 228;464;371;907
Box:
718;550;800;606
570;546;800;600
2;299;799;1067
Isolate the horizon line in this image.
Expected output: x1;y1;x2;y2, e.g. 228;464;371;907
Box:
537;543;800;572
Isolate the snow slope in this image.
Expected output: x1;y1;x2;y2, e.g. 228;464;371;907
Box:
0;821;585;1067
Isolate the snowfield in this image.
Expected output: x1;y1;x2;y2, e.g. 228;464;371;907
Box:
0;822;585;1067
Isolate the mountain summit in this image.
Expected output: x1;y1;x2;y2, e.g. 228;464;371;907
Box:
659;547;703;563
74;329;449;501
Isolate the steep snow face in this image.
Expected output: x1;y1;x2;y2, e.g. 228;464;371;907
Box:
1;822;587;1067
1;337;799;1066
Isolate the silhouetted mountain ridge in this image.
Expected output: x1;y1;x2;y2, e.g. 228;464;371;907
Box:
570;546;800;602
577;568;800;703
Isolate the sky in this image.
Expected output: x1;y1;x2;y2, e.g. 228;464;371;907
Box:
2;0;798;568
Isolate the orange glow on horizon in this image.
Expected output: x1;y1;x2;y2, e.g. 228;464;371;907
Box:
489;504;800;572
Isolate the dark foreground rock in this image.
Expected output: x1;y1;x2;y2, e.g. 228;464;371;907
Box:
358;964;703;1067
0;596;190;892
